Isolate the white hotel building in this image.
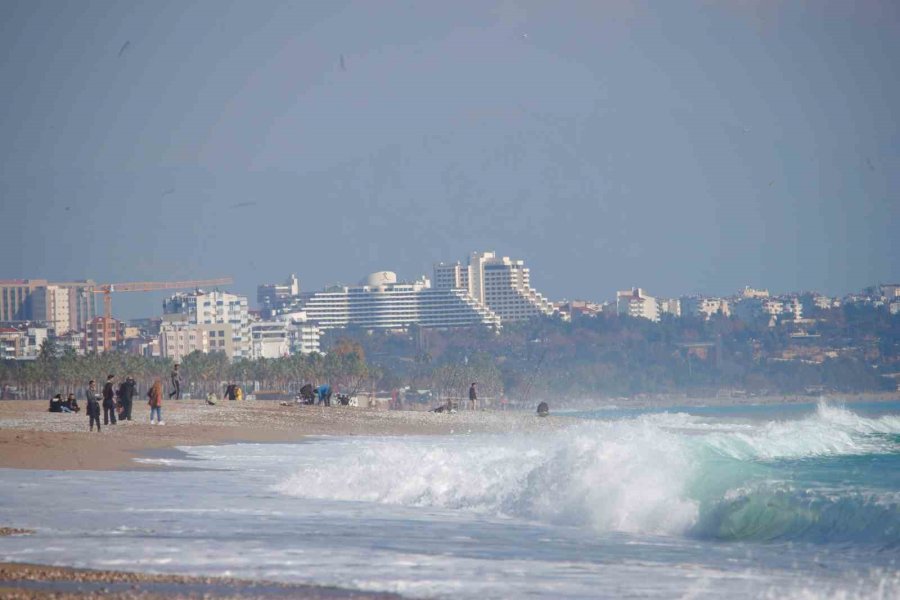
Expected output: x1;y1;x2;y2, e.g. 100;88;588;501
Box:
433;251;557;323
299;271;501;331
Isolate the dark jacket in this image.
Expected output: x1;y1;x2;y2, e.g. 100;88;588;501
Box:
102;382;115;408
118;379;136;402
86;389;101;417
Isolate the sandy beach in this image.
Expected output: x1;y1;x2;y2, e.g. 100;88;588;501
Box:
0;399;558;471
0;561;401;599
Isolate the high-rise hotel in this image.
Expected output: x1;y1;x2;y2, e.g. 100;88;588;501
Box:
433;251;557;323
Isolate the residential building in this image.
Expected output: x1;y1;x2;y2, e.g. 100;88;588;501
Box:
617;288;660;322
0;280;46;322
681;296;730;320
0;279;96;332
257;274;300;316
272;311;323;354
658;298;682;318
0;327;25;359
812;295;839;310
250;320;290;359
557;300;604;319
163;290;251;359
300;271;501;331
84;317;125;353
56;331;85;356
159;319;236;361
31;286;71;333
881;284;900;300
433;251;556;323
740;286;770;299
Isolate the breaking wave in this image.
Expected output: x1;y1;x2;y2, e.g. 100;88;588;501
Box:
275;402;900;545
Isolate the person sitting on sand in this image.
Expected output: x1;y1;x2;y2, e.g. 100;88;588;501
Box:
48;394;63;413
65;393;80;413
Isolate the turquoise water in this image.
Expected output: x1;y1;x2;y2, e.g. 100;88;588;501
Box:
1;400;898;598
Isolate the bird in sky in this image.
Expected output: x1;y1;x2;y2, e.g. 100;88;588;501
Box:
118;41;130;58
340;54;346;71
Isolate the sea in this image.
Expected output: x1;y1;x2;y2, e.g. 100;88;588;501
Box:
1;400;899;599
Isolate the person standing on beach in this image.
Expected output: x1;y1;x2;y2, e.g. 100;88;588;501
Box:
169;364;181;400
86;380;101;432
118;376;136;421
148;379;164;425
102;375;117;425
468;382;478;411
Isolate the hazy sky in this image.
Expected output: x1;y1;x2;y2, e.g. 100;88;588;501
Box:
2;0;898;318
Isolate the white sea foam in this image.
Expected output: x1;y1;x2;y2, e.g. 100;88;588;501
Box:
275;402;900;538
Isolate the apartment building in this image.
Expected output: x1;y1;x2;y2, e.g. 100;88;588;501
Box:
83;317;125;353
0;280;97;333
257;274;300;316
163;290;251;359
681;296;731;320
617;288;660;322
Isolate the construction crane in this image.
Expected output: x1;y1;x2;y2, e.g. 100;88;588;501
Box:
88;278;234;351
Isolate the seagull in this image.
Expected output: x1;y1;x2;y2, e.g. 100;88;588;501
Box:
118;41;130;58
340;54;346;71
162;188;175;197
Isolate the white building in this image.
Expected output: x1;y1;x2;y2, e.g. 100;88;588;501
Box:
658;298;682;318
433;251;556;323
159;318;237;361
250;320;290;359
163;290;251;359
681;296;730;320
300;271;501;331
617;288;660;322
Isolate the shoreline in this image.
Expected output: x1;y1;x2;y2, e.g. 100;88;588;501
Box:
0;561;401;599
0;399;557;471
2;394;896;471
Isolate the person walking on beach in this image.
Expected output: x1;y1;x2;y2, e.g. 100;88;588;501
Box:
169;364;181;400
86;380;101;432
468;382;478;411
118;375;136;421
102;375;117;425
148;379;164;425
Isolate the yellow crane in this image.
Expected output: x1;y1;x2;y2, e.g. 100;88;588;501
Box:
87;278;234;351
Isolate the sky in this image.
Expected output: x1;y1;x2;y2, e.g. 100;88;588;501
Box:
1;0;898;319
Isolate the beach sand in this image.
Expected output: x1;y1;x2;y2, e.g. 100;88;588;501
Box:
0;561;401;599
0;399;555;471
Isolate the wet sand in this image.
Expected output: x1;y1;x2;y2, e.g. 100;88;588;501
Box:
0;562;401;599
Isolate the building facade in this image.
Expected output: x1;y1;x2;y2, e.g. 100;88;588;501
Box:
299;272;501;331
617;288;660;322
163;290;251;359
257;274;300;316
433;251;556;323
83;317;125;353
681;296;730;320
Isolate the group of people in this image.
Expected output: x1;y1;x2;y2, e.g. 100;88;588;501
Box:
48;393;79;413
296;383;332;406
75;374;165;432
